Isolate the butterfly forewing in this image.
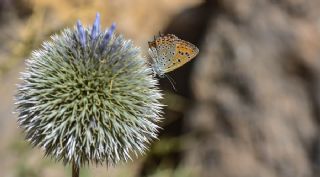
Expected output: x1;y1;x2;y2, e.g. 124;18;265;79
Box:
164;40;199;73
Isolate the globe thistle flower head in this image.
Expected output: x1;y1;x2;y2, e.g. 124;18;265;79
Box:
15;13;163;167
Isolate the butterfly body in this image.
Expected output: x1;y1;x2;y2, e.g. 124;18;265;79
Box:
148;34;199;77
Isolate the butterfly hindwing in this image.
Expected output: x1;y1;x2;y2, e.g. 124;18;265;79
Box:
158;42;176;67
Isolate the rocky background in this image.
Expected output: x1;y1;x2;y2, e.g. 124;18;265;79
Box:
1;0;320;177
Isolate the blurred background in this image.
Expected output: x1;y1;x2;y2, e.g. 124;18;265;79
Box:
1;0;320;177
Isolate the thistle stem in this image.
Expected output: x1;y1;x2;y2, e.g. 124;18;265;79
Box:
72;162;79;177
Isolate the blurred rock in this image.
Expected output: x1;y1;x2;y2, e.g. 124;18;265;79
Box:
184;0;320;177
0;0;32;22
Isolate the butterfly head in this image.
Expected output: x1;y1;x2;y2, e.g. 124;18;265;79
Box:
151;63;165;78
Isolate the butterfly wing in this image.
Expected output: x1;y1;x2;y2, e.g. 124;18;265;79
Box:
157;41;176;65
153;35;177;71
163;39;199;73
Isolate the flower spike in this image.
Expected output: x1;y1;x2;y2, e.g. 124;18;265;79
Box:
76;20;86;48
91;13;100;41
100;22;116;51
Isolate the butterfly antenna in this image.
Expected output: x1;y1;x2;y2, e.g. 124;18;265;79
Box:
164;74;177;91
167;74;176;85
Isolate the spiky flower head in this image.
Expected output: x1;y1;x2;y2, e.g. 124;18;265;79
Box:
15;13;163;167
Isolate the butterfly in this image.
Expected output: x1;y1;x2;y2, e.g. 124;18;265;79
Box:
148;34;199;78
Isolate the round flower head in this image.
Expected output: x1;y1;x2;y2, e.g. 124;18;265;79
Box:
15;13;163;167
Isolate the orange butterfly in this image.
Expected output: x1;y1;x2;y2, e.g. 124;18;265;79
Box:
148;34;199;78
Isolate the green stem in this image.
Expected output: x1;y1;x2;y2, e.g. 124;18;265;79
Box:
72;162;79;177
